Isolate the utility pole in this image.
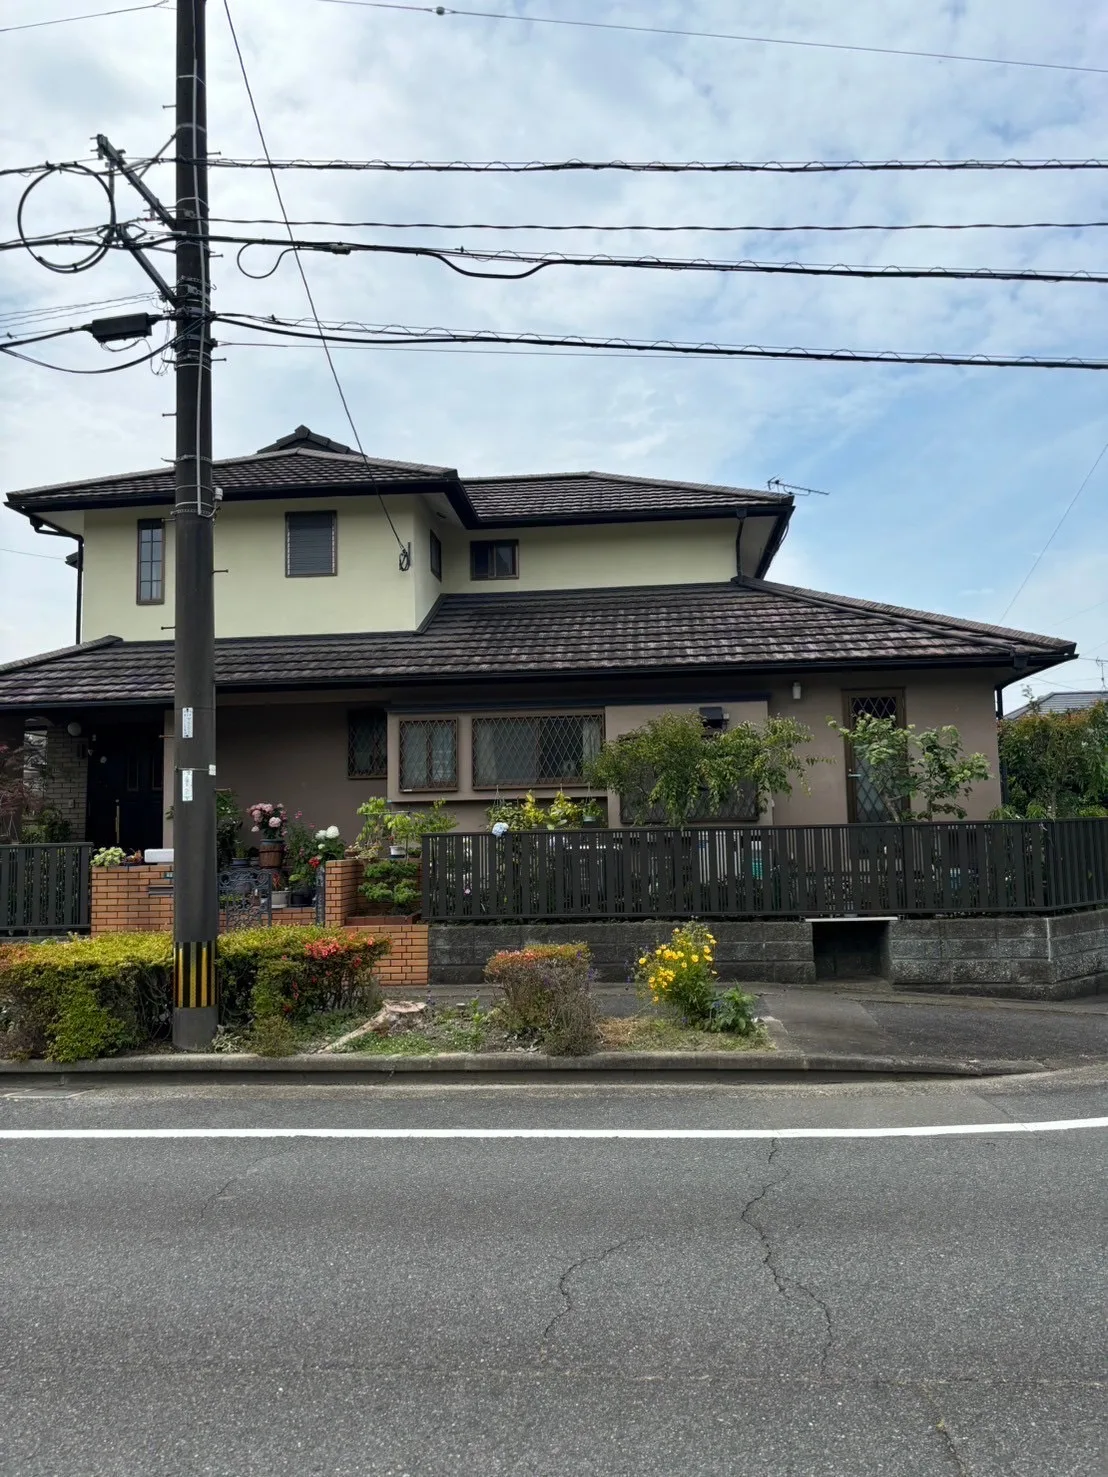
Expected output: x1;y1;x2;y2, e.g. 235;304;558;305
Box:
170;0;217;1049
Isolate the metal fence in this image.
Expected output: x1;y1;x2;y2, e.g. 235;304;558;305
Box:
422;820;1108;922
0;843;93;935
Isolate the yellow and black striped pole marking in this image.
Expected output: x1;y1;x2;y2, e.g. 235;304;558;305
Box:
174;940;216;1011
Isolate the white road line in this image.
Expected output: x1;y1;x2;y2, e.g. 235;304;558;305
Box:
0;1119;1105;1140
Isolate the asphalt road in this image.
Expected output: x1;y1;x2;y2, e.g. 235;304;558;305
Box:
1;1071;1105;1476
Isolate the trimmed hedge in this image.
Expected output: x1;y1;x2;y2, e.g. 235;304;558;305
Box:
0;927;391;1063
483;943;598;1056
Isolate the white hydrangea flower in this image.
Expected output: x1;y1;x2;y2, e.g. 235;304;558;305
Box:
326;825;341;839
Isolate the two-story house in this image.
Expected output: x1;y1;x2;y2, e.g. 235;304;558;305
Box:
0;425;1074;850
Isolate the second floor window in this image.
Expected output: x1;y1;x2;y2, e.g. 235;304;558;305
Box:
137;519;164;604
286;510;337;577
472;714;603;788
429;529;442;581
399;719;457;790
471;539;518;580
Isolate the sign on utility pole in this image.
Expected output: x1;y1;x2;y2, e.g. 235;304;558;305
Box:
171;0;218;1049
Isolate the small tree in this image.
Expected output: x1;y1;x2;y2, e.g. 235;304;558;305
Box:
828;714;991;821
995;697;1108;819
585;711;816;825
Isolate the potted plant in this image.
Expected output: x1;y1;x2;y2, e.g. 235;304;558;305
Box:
248;801;288;868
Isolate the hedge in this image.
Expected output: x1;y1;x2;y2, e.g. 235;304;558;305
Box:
0;927;391;1062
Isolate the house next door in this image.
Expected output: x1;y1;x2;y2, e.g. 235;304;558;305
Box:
85;725;164;852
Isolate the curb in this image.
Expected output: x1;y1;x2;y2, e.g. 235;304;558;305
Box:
0;1050;1044;1083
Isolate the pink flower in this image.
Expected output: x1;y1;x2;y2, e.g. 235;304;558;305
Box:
268;816;281;829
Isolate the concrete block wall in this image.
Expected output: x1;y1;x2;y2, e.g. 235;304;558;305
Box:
428;920;816;986
886;910;1108;999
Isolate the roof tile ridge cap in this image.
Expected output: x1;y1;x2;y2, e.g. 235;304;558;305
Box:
742;576;1070;651
0;634;123;674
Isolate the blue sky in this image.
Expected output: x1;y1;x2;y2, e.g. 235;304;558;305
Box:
2;0;1107;701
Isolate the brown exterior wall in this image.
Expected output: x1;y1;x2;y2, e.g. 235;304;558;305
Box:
767;669;1002;825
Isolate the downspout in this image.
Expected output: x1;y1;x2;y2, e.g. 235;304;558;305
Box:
65;542;84;643
28;515;83;643
996;680;1009;808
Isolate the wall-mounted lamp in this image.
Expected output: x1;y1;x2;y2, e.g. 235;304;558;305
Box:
791;683;803;701
66;721;82;737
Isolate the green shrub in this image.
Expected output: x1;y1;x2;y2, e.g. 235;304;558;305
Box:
706;987;759;1036
0;932;173;1062
359;858;421;913
484;943;598;1055
0;926;390;1061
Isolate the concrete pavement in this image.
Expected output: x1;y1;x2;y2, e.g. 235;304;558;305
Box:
0;1071;1105;1475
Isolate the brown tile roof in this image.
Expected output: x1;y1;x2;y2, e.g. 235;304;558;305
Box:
461;471;781;523
5;445;456;511
5;425;787;524
0;581;1073;709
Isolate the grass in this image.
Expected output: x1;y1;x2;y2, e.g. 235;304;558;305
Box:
597;1014;771;1053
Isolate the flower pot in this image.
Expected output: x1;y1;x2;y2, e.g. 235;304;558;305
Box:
388;845;407;859
271;890;289;909
231;858;252;870
289;889;315;907
258;842;284;869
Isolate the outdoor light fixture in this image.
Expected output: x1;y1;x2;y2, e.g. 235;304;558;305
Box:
792;682;803;701
66;721;82;737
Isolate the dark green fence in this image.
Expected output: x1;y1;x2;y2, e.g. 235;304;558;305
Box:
422;820;1108;922
0;844;93;935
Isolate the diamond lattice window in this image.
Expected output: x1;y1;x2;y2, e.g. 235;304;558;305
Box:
472;714;603;788
348;709;387;779
399;719;457;790
845;691;905;822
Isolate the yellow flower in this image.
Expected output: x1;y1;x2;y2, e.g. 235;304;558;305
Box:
638;956;647;966
691;954;699;962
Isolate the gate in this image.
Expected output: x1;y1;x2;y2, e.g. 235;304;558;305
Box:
0;844;93;935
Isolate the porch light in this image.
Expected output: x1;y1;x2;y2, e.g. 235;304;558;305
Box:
66;721;82;737
792;683;803;701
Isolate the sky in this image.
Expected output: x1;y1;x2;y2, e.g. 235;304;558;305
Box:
2;0;1107;703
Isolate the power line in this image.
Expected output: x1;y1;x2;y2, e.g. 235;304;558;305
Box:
219;0;410;567
216;313;1108;370
0;1;168;34
0;546;69;561
195;155;1108;174
207;214;1108;235
217;233;1108;286
320;0;1108;77
999;433;1108;620
0;331;178;374
0;292;158;326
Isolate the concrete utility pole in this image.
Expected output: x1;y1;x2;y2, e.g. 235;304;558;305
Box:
170;0;218;1049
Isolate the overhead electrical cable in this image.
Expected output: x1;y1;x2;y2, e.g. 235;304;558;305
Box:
206;214;1108;235
215;314;1108;371
319;0;1108;77
0;332;180;374
219;0;411;568
215;233;1108;286
0;1;168;34
191;155;1108;174
998;434;1108;620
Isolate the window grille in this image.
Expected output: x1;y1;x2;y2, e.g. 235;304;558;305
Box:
844;691;905;822
470;540;518;580
472;714;603;788
400;719;457;790
348;708;387;778
286;511;336;576
137;519;164;604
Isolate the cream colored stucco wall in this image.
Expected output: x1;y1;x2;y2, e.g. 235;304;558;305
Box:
78;504;742;639
439;519;738;593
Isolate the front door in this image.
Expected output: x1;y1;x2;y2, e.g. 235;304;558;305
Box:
85;726;165;852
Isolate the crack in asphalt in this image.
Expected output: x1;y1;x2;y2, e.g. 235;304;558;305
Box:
740;1139;835;1378
541;1236;644;1347
195;1148;298;1226
920;1385;972;1475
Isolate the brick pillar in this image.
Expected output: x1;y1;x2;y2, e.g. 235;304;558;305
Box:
323;857;363;926
44;725;88;841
